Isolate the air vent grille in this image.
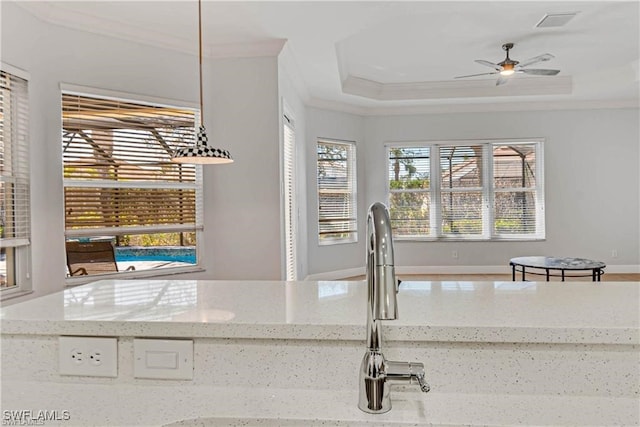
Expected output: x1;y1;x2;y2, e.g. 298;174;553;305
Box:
535;12;578;28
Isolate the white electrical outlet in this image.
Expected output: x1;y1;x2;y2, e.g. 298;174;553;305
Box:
59;336;118;377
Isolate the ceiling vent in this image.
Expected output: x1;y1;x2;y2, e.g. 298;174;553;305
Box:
535;12;578;28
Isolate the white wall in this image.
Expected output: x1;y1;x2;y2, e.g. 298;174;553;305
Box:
305;107;365;277
2;3;283;301
3;3;638;300
305;107;639;275
363;109;640;270
199;56;281;280
278;47;308;279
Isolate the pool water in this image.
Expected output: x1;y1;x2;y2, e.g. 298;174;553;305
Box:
115;247;196;264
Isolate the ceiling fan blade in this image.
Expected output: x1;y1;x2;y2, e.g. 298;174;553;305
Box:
516;53;554;68
474;60;502;71
496;75;509;86
454;72;498;79
520;68;560;76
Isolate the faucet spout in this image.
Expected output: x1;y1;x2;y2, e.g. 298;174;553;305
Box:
367;202;397;322
359;202;429;414
366;202;397;352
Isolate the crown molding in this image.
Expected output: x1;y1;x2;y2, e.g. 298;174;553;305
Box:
206;40;286;59
15;2;285;59
305;98;370;116
342;75;573;101
17;2;191;53
14;2;638;116
306;96;639;116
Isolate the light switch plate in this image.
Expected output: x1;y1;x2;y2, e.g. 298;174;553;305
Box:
133;339;193;380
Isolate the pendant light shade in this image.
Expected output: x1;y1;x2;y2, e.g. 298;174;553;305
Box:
172;0;233;165
172;126;233;164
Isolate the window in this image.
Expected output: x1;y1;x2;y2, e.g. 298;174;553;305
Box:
440;145;484;236
387;140;544;240
317;139;357;245
388;147;431;236
0;68;31;294
492;144;542;235
62;91;202;279
283;113;297;280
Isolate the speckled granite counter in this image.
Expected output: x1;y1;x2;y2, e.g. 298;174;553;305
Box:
1;279;638;344
3;381;638;427
2;280;639;426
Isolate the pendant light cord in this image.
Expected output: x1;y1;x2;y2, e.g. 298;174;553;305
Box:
198;0;204;124
171;0;232;163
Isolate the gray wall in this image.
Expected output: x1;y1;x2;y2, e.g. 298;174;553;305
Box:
305;107;365;277
278;48;309;280
2;2;282;300
2;2;638;300
304;107;639;275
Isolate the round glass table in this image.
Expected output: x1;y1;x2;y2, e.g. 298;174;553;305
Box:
509;256;606;282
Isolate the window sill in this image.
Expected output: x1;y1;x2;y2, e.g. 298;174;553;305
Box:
65;265;206;287
318;239;358;247
395;237;546;243
1;289;35;303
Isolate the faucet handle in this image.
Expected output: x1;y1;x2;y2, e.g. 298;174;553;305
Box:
390;361;431;393
415;371;430;393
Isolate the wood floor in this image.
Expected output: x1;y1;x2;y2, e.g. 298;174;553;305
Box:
344;273;640;282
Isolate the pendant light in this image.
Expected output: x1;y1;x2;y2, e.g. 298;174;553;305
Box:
172;0;233;164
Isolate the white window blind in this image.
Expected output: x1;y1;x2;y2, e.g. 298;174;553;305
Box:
62;92;202;238
440;145;484;236
492;143;544;237
387;140;544;241
283;115;297;280
388;147;431;237
317;139;357;244
0;70;30;248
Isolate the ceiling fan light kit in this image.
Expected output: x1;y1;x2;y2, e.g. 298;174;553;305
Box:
455;42;560;86
500;64;515;76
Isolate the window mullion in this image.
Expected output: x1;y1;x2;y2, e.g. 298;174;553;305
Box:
431;145;441;237
484;143;493;239
535;141;545;238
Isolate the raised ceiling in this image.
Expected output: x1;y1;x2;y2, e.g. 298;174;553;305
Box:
14;1;640;114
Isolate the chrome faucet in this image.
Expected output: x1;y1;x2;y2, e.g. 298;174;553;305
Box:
358;202;430;414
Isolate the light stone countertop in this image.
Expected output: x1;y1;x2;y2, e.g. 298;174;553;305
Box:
1;279;638;344
2;381;638;427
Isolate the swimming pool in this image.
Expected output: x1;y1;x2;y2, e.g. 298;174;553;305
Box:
115;247;196;264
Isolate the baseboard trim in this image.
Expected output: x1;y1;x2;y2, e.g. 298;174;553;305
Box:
305;264;640;280
304;267;365;281
397;265;510;275
604;265;640;274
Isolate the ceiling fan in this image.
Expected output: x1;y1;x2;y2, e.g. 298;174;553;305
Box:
455;42;560;86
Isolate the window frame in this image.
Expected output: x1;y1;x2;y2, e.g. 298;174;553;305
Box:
386;138;545;242
316;138;358;246
60;84;205;285
0;63;32;299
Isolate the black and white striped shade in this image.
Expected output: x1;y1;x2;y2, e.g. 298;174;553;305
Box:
172;126;233;164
